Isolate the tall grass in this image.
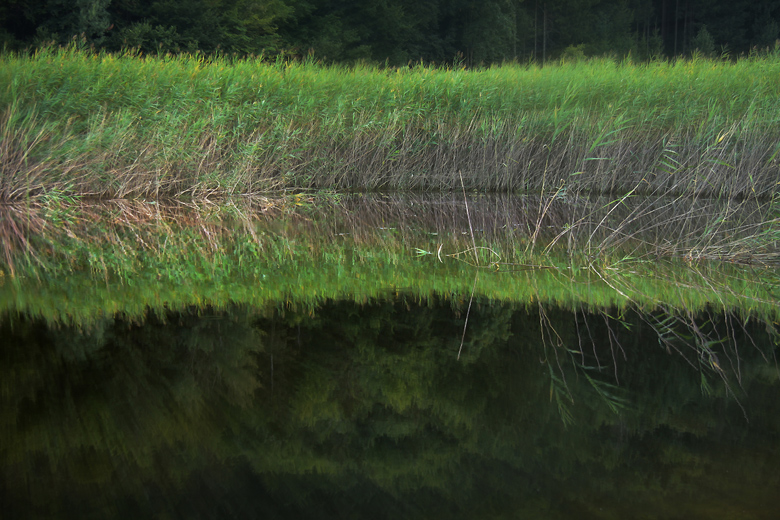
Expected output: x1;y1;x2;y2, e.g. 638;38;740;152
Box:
1;196;778;326
2;47;780;199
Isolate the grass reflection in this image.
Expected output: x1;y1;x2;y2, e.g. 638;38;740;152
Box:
1;298;778;519
1;193;778;518
0;194;778;325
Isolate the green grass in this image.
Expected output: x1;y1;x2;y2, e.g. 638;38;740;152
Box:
1;197;778;326
3;47;780;199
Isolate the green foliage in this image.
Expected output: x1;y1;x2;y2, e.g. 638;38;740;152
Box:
560;44;587;63
1;196;778;327
692;25;716;58
4;48;780;198
35;0;111;44
108;21;193;54
2;0;780;63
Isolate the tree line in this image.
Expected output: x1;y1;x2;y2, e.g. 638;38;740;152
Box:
1;0;779;64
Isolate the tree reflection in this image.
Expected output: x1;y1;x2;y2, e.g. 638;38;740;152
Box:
1;298;779;518
0;308;261;518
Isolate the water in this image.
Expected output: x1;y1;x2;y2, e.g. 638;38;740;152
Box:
1;195;779;519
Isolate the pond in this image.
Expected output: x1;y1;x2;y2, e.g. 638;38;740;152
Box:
1;194;779;519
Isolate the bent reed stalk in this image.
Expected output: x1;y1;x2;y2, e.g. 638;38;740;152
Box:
2;198;779;326
3;47;780;200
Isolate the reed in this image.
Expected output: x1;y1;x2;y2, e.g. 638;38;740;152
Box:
2;47;780;200
1;197;778;326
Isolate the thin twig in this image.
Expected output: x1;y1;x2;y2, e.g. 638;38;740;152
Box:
459;170;479;266
458;271;479;360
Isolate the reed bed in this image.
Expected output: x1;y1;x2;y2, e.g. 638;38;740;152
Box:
1;197;778;326
3;47;780;200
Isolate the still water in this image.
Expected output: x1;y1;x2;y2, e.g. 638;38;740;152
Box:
1;195;779;519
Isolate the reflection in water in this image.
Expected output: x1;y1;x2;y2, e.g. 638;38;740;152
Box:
2;195;779;324
1;194;778;518
2;299;779;519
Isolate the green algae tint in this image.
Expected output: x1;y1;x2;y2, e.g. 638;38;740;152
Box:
1;194;779;518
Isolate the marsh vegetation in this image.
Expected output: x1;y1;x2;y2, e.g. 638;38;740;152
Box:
2;44;780;519
3;48;780;200
0;195;776;319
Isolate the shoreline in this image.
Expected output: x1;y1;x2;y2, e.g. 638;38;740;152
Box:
2;48;780;200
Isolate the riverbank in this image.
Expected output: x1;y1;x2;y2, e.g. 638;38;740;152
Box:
2;47;780;200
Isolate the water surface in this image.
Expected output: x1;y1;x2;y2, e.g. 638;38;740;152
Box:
1;194;778;519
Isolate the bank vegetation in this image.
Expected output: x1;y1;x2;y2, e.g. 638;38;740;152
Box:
2;47;780;201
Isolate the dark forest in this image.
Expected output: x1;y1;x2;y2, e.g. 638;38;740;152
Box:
2;0;780;64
